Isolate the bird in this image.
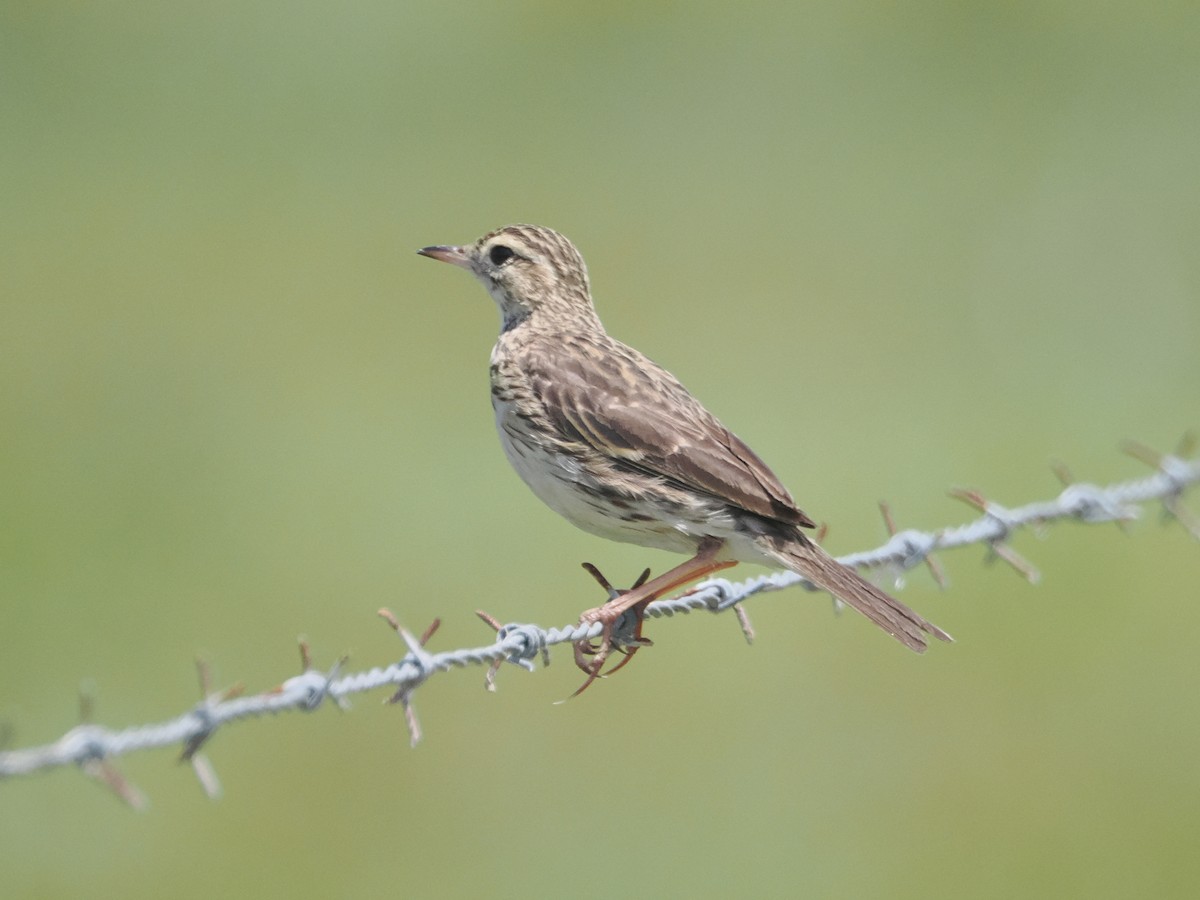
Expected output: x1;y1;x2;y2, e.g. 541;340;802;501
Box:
418;224;950;683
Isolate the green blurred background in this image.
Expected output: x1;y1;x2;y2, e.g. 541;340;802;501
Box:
3;2;1198;897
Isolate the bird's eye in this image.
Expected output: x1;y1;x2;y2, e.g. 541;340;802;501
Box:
488;245;516;266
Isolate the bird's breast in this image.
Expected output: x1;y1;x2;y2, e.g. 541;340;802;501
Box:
490;389;693;550
491;382;750;557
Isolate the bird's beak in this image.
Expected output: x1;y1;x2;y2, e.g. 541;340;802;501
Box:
416;244;472;270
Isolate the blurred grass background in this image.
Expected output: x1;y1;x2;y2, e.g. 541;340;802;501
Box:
2;1;1198;897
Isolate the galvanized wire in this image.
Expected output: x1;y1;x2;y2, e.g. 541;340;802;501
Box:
1;441;1196;802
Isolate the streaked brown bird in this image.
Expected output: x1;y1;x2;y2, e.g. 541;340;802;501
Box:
418;224;949;681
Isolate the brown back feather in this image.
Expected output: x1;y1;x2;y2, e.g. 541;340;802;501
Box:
525;331;816;529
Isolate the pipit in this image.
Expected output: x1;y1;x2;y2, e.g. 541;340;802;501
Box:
419;224;950;685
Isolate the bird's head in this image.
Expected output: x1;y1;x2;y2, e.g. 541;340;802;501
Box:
419;224;599;332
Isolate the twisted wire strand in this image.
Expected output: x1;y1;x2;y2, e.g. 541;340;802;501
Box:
1;444;1196;798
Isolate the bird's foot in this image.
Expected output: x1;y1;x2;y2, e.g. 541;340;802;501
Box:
569;564;654;697
565;541;736;698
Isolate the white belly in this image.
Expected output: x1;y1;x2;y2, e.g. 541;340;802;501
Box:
491;395;714;556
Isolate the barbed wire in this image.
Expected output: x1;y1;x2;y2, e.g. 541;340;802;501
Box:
1;437;1196;805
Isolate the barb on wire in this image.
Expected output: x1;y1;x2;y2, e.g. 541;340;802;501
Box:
0;439;1196;798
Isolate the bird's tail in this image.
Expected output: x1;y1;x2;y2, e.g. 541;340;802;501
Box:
766;537;951;652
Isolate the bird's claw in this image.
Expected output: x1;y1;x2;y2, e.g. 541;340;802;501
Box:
566;542;732;698
568;565;655;697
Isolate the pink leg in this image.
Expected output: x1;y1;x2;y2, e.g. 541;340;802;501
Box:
569;538;735;695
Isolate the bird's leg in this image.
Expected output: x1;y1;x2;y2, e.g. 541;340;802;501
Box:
576;562;652;661
569;537;736;695
581;537;731;627
573;564;654;681
580;562;651;602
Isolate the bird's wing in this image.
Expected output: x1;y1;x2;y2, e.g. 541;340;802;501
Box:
527;333;815;528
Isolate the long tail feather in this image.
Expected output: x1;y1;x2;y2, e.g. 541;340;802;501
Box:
767;538;951;652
